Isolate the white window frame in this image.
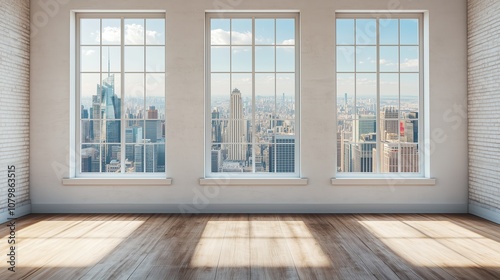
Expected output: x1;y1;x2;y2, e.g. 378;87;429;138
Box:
334;13;426;179
75;13;167;179
204;12;301;179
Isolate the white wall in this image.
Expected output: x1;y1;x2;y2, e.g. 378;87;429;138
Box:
30;0;468;213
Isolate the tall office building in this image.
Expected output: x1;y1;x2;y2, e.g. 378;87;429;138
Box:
125;126;143;161
406;111;419;143
226;88;247;161
147;106;158;119
211;149;222;172
134;144;144;172
269;135;295;173
354;115;376;141
211;108;223;145
145;144;156;172
381;142;419;173
382;107;399;140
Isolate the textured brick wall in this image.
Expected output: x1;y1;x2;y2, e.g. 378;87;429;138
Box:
468;0;500;220
0;0;30;214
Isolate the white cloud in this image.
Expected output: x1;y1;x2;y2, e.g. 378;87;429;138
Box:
84;49;96;56
101;26;120;44
400;59;419;70
281;39;295;45
123;24;162;44
211;29;252;45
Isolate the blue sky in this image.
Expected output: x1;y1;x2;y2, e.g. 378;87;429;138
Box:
79;18;166;114
210;18;296;98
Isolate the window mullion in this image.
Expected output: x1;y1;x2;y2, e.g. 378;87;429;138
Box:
120;17;126;174
376;19;381;174
251;17;256;173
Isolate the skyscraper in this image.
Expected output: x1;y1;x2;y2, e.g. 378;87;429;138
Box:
226;88;247;161
382;107;399;140
211;108;223;145
269;135;295;173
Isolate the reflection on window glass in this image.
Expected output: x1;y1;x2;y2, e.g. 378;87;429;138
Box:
79;16;166;174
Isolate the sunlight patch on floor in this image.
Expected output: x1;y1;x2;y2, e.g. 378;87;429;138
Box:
190;220;331;268
0;220;144;268
359;220;500;268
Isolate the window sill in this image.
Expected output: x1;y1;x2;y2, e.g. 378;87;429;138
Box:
62;178;173;186
199;178;309;186
331;178;436;186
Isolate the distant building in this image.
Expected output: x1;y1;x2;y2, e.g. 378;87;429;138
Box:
226;88;247;161
269;135;295;173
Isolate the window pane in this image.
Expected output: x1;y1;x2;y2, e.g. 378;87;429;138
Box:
102;19;121;45
337;46;355;72
255;19;274;45
130;144;144;172
255;118;274;143
80;73;101;117
380;46;399;72
379;19;398;45
337;73;355;120
276;19;295;45
380;73;399;109
231;19;252;45
381;143;399;173
81;145;101;172
270;140;295;173
400;46;419;72
232;46;252;72
80;19;100;45
124;73;145;118
211;73;230;109
276;46;295;72
146;19;165;45
232;73;253;119
125;19;145;45
125;121;144;143
145;144;165;172
356;73;376;115
125;46;145;72
255;46;275;72
356;46;376;72
145;120;162;143
402;117;419;144
81;120;100;143
255;144;271;172
146;46;165;72
276;73;295;119
104;120;121;143
400;19;419;45
356;19;377;45
400;73;419;107
336;19;354;45
146;73;165;120
211;19;230;45
400;143;419;172
81;46;100;72
255;73;276;128
101;46;121;73
211;46;230;72
103;144;121;172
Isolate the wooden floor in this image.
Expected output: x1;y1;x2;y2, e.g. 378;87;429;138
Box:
0;214;499;280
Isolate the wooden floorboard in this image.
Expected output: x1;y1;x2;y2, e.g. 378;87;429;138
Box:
0;214;498;280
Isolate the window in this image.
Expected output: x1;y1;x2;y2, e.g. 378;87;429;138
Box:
336;14;423;175
77;14;166;175
206;13;299;177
